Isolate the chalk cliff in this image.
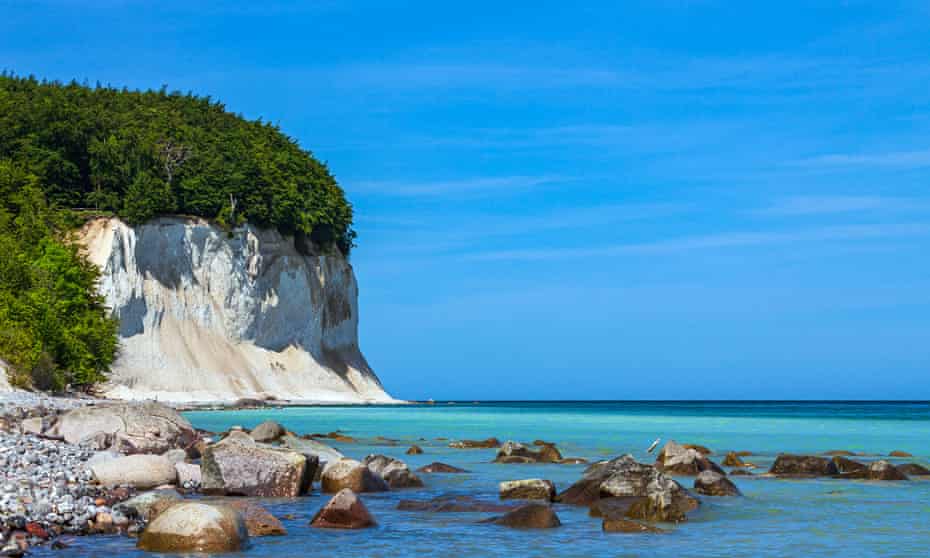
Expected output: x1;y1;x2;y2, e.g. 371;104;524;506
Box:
78;217;393;403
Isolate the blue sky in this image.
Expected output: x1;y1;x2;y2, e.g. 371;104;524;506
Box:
4;1;929;399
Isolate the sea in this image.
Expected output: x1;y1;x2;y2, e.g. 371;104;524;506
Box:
49;401;930;557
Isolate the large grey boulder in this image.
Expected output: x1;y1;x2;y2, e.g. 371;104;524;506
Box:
249;420;285;443
281;434;344;470
92;454;177;489
363;455;423;488
599;455;699;522
137;502;249;553
201;434;311;497
52;402;196;454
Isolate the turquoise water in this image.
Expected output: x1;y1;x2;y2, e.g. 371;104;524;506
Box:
51;402;930;557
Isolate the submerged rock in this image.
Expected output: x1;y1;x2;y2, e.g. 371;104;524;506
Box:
363;454;423;488
486;503;561;529
311;488;376;529
417;462;469;473
398;495;513;513
406;445;424;455
693;471;741;496
897;463;930;476
602;518;665;533
889;451;913;458
137;502;249;553
499;479;556;501
321;458;389;493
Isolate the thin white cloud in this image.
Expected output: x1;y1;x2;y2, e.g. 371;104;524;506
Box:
758;196;930;216
794;149;930;169
465;223;930;261
349;175;566;197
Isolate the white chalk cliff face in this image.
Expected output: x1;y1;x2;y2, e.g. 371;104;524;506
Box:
78;217;394;403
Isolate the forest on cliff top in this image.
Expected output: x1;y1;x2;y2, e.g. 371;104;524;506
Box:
0;73;356;390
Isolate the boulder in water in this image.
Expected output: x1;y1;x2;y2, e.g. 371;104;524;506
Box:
449;437;500;449
487;503;561;529
602;518;665;533
310;489;376;529
321;458;389;493
201;435;311;497
499;479;556;501
363;454;423;488
655;441;725;476
417;462;469;473
249;420;286;443
769;454;839;477
693;471;741;496
137;502;249;553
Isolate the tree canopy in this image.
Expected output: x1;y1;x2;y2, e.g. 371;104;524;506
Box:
0;73;356;254
0;73;358;390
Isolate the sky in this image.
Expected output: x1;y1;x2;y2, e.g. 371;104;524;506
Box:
3;1;929;400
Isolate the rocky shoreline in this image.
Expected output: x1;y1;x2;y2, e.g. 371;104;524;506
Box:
0;393;927;555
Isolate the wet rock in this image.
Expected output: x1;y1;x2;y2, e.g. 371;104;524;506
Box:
722;452;749;467
499;479;556;501
588;497;638;519
113;489;182;521
486;503;560;529
398;495;513;513
92;454;177;489
201;435;311;497
417;462;468;473
769;454;839;477
310;488;375;529
694;471;741;496
52;402;196;455
889;450;913;458
494;441;562;464
824;450;857;456
221;500;287;536
655;441;725;476
897;463;930;476
602;518;665;533
406;445;424;455
729;468;754;476
321;458;389;493
249;420;285;443
557;460;618;505
599;455;700;522
558;457;589;465
137;502;249;553
831;456;868;477
868;460;908;481
363;455;423;489
449;437;500;449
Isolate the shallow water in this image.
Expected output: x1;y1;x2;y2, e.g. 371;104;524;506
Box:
46;402;930;557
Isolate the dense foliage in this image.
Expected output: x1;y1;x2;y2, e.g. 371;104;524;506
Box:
0;161;118;390
0;73;357;389
0;73;356;254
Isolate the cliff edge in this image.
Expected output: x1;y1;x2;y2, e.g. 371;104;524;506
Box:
78;216;394;404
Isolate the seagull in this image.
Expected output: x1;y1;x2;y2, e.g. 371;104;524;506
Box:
647;438;661;454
